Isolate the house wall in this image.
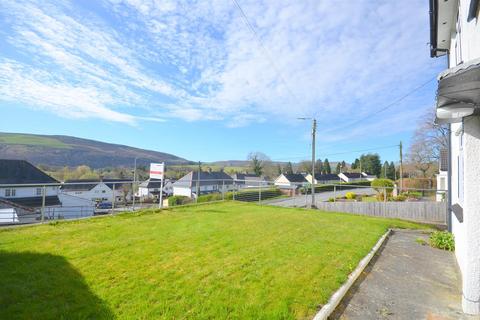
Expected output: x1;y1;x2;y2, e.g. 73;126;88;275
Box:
55;194;95;219
274;175;293;187
0;186;58;198
62;183;113;202
448;0;480;313
173;186;192;197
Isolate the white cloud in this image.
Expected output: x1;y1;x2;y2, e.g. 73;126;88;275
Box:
0;0;440;137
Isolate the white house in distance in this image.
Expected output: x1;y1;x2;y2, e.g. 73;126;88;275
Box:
230;173;266;188
137;178;173;199
274;173;308;189
429;0;480;313
338;172;364;183
436;149;448;202
61;179;132;203
304;173;341;185
172;171;233;198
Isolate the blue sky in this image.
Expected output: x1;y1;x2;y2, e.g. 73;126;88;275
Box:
0;0;447;163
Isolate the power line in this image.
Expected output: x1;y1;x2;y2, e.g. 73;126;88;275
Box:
231;0;302;107
323;76;437;134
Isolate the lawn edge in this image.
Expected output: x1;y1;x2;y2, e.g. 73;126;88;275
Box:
312;228;392;320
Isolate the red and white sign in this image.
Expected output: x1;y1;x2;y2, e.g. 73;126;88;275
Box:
150;163;165;180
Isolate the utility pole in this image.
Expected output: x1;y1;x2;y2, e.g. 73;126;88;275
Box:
311;119;316;208
399;141;403;192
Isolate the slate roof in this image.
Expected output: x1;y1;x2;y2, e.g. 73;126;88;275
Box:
3;196;61;208
283;173;308;183
341;172;363;179
313;173;341;181
139;178;171;189
0;159;58;184
61;178;133;191
173;171;233;188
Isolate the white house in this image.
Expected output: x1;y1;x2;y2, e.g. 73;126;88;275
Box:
0;159;94;222
429;0;480;313
338;172;364;183
61;179;132;204
436;149;449;202
304;173;341;185
274;173;308;189
361;172;376;181
172;171;233;198
137;178;173;199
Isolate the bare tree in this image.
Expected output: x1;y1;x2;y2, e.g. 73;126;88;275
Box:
247;152;270;176
408;109;448;177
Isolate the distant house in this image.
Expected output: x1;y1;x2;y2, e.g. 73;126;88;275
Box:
231;173;266;188
338;172;364;183
172;171;234;198
137;178;173;199
305;173;341;185
0;159;94;222
274;173;308;189
361;172;376;182
436;149;448;202
61;178;133;203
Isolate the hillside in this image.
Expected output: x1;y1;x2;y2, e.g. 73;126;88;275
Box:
0;132;190;168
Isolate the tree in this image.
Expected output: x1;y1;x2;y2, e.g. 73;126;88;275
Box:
359;154;381;177
381;161;389;178
341;161;346;170
335;163;341;174
298;160;312;173
324;159;331;174
315;159;324;174
388;162;396;180
285;162;294;174
408;109;448;177
247;152;270;176
351;158;360;170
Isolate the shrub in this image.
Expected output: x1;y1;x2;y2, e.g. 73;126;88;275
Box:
328;197;335;202
429;231;455;251
391;194;407;202
345;192;356;200
168;195;192;207
371;179;395;194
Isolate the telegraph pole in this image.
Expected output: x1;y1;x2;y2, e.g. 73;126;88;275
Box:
311;119;316;208
399;141;403;192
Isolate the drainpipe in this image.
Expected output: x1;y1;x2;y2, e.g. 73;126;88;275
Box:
447;123;452;232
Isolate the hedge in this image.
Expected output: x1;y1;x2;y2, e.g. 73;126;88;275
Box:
168;195;192;207
300;181;371;194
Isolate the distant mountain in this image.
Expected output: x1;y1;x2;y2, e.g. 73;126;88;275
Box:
0;132;190;168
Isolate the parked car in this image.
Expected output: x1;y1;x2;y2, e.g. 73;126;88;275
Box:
96;202;112;209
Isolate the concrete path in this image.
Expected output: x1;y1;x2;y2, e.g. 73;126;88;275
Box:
332;230;477;320
264;187;375;207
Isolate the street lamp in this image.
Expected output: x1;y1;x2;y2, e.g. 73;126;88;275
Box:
298;117;316;208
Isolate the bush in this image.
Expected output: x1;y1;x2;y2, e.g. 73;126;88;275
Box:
300;181;371;195
371;179;394;194
345;192;356;200
168;195;192;207
430;231;455;251
391;194;407;202
328;197;335;202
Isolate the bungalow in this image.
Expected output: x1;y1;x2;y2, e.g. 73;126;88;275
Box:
361;172;376;181
304;173;341;185
230;173;267;188
137;178;173;199
338;172;364;183
172;171;234;198
61;178;133;204
0;159;94;222
274;173;308;189
429;0;480;313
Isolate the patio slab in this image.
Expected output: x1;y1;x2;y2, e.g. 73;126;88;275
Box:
332;229;477;320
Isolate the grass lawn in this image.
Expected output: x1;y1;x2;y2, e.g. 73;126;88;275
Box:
0;202;427;319
0;133;70;149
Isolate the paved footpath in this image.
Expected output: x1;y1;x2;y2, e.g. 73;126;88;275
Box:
332;229;478;320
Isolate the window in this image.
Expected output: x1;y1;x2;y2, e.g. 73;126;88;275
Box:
4;189;16;197
36;188;42;196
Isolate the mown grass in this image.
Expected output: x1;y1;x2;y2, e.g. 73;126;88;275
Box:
0;133;70;149
0;202;427;319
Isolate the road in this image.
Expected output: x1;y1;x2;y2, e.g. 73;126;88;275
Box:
264;187;375;208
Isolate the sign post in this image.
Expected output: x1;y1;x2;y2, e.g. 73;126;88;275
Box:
150;163;165;209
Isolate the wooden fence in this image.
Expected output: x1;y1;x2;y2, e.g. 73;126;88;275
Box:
314;201;447;224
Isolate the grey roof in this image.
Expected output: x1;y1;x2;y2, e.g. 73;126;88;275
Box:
314;174;340;181
283;173;307;183
342;172;363;179
2;196;61;208
0;159;58;184
139;178;171;189
61;178;132;191
173;171;233;188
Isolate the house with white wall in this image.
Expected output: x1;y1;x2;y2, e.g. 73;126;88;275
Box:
137;178;173;199
338;172;364;183
274;173;308;189
0;159;94;222
230;173;267;188
61;179;132;204
173;171;233;198
429;0;480;314
304;173;341;185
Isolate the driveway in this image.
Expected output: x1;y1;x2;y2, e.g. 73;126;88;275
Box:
332;229;475;320
264;187;375;207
